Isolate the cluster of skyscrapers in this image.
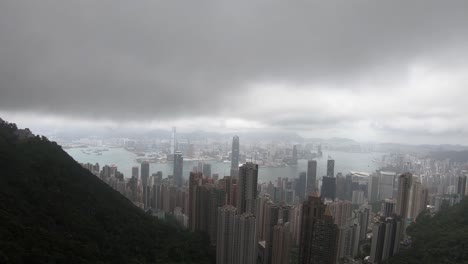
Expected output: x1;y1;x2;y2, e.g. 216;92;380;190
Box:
80;135;468;264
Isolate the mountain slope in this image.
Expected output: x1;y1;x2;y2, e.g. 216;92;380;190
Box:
387;198;468;264
0;120;214;264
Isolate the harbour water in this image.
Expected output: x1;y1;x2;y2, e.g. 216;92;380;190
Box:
65;147;385;183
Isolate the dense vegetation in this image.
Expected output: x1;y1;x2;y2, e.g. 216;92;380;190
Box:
0;120;215;263
387;198;468;264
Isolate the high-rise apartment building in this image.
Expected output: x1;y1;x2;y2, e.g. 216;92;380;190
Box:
292;145;298;165
170;126;176;155
357;207;370;241
272;221;292;264
379;171;397;200
256;194;272;242
173;151;183;187
237;162;258;215
223;176;237;206
458;175;467;197
195;184;225;245
296;172;307;201
217;205;237;264
396;173;412;235
336;173;345;200
328;200;352;227
383;199;396;218
233;213;257;264
344;174;354;201
202;163;212;178
321;176;336;201
368;174;380;203
337;224;360;261
231;135;240;177
299;195;339;264
369;217;402;264
307;160;317;195
188;172;202;231
132;166;139;179
352;190;365;205
141;161;150;186
408;178;427;221
263;202;280;264
327;159;335;178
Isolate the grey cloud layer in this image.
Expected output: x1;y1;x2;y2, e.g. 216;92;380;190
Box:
1;0;468;122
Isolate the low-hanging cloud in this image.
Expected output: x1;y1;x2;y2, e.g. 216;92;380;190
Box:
1;1;468;143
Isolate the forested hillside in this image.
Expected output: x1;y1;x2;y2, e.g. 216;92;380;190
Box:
0;119;214;264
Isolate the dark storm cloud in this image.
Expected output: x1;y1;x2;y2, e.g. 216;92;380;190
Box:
1;0;468;120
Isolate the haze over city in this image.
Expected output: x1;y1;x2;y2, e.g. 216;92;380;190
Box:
2;1;468;144
2;2;468;264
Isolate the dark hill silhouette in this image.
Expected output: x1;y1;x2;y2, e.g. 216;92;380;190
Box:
0;119;214;264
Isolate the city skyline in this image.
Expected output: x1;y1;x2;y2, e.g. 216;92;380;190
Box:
3;119;468;263
2;1;468;263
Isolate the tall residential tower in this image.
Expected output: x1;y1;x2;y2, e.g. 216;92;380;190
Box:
237;162;258;215
231;135;240;177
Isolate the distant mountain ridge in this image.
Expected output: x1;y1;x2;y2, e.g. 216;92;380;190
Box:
0;119;214;263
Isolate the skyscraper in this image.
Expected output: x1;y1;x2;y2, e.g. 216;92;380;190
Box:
233;213;257;264
202;163;212;178
237;162;258;215
296;172;307;201
188;172;202;231
357;207;370;241
352;190;365;205
337;224;360;261
383;199;396;218
299;195;339;264
307;160;317;195
328;200;352;227
344;174;354;200
458;175;467;197
256;193;273;242
170;126;176;155
141;161;150;187
292;145;298;165
272;221;292;264
321;176;336;201
263;202;280;264
408;179;426;221
396;173;412;234
310;207;339;264
336;173;346;200
196;184;225;245
132;166;139;179
368;174;380;203
173;151;183;187
217;205;237;264
378;171;397;200
369;217;402;264
231;135;240;177
223;176;236;206
327;159;335;178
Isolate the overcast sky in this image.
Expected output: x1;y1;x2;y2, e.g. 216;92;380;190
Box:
1;1;468;144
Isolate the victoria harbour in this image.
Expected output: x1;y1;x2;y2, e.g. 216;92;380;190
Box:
65;146;385;182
